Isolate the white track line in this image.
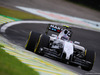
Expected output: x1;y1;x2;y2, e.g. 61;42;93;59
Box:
0;20;100;33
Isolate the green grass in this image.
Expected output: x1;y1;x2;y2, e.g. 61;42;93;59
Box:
0;6;49;20
0;45;39;75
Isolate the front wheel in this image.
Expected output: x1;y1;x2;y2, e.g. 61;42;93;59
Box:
81;50;96;71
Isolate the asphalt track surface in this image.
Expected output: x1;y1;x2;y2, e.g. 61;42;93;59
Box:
1;22;100;75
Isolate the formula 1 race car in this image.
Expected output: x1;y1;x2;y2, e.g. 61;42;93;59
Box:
25;24;95;71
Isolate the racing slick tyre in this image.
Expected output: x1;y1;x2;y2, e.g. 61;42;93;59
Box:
81;50;95;71
25;31;41;52
34;34;50;55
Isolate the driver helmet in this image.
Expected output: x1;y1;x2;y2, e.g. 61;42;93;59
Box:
60;30;69;40
61;34;69;40
64;30;68;34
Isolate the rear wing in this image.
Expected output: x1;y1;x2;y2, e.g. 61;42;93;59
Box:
45;24;71;35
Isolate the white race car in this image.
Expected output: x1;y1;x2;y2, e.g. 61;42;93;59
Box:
25;24;95;71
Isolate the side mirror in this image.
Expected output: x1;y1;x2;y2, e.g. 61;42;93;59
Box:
74;41;80;45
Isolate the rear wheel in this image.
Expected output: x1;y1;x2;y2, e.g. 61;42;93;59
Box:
36;34;50;55
25;31;41;52
81;50;95;71
25;31;50;55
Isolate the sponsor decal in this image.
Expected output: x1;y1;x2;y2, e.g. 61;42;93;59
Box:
49;24;63;33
